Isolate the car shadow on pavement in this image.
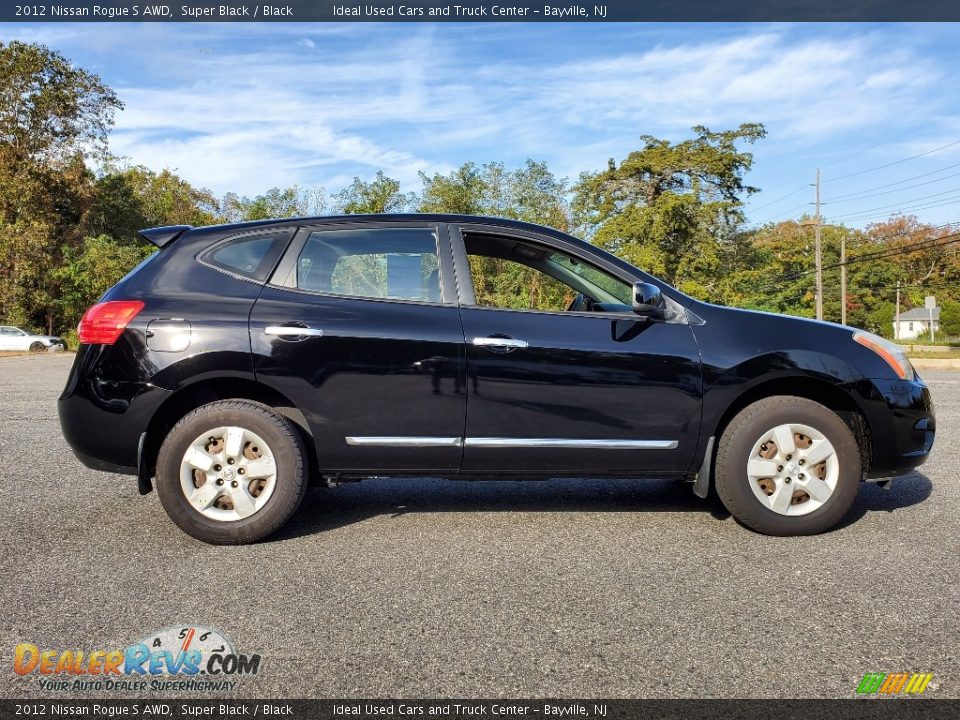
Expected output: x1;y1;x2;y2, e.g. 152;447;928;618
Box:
271;476;731;541
269;471;934;541
833;471;934;530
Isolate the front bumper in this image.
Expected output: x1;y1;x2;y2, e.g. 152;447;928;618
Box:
846;376;935;479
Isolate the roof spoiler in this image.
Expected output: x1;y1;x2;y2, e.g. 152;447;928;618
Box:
138;225;193;249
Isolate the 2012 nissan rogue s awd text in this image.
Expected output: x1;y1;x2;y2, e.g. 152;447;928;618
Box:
58;214;936;543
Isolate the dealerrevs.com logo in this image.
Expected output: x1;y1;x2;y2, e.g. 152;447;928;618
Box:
856;672;935;696
13;626;261;693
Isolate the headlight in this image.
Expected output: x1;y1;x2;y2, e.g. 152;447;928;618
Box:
852;330;914;380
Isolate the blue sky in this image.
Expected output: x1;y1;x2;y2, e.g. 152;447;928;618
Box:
2;21;959;228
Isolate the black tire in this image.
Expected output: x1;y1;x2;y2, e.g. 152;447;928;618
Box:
29;342;45;352
715;396;861;535
155;400;307;544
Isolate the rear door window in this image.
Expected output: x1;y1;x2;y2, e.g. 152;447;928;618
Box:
295;227;441;303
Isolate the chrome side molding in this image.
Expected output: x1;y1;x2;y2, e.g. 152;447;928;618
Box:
464;438;678;449
345;436;463;447
344;436;677;449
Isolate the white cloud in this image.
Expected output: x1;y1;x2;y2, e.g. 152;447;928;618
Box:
2;22;950;214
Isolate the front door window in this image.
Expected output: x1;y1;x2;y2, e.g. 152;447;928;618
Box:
464;233;633;314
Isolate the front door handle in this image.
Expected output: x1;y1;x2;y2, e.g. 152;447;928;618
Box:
264;325;324;339
472;336;529;350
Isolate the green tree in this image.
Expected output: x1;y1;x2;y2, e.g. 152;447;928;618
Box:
418;163;485;215
0;40;120;163
419;160;573;311
122;166;219;227
333;171;412;214
572;124;766;296
0;41;122;332
221;185;325;222
940;299;960;338
55;234;153;337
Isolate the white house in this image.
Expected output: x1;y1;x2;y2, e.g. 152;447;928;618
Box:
893;307;940;340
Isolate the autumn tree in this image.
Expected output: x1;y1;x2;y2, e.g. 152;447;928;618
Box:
0;41;122;331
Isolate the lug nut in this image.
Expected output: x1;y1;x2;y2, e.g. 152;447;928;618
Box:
786;454;792;461
785;477;792;484
799;459;805;466
231;480;238;488
227;458;235;465
238;468;245;475
799;473;805;480
214;464;221;471
777;465;784;472
216;479;224;486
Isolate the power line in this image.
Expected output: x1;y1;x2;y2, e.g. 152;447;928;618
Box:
830;196;960;223
744;143;960;228
827;184;960;218
750;166;960;227
753;227;960;291
826;161;960;201
811;231;960;276
755;119;951;196
750;200;812;226
823;140;960;182
747;184;809;214
825;170;960;205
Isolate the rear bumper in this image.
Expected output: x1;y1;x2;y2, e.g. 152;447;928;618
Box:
846;376;935;479
58;348;170;476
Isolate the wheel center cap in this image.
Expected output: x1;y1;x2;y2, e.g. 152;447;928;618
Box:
785;462;799;475
222;468;236;480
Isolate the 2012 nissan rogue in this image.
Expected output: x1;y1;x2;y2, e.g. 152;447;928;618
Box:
58;215;936;543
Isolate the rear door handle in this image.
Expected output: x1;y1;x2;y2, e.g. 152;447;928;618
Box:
264;325;324;339
472;336;529;350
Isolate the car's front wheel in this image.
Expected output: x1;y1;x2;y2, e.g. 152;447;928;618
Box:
155;400;307;544
715;396;861;535
29;341;46;352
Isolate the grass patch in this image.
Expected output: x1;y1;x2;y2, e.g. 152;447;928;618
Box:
908;350;960;360
0;350;70;358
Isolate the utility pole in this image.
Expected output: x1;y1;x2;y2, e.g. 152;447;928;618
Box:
840;235;847;326
815;168;823;321
895;281;901;340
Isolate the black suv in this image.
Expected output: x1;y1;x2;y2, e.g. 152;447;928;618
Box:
59;215;935;543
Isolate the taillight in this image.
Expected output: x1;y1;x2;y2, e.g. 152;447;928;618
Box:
77;301;145;345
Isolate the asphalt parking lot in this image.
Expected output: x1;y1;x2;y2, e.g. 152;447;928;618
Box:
1;354;957;699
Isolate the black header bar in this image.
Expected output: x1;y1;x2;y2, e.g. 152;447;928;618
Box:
4;0;960;22
2;699;959;719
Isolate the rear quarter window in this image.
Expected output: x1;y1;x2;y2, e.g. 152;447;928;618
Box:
200;232;291;282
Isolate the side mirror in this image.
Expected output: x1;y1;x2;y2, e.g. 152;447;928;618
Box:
632;281;664;318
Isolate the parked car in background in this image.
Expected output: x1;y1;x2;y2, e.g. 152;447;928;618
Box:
58;215;936;544
0;325;66;352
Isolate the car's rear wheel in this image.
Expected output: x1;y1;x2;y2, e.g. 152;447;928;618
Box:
29;341;45;352
715;396;861;535
155;400;307;544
